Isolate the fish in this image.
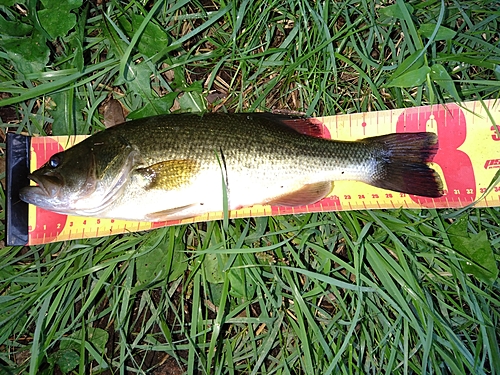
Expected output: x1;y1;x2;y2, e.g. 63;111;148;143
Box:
19;113;443;222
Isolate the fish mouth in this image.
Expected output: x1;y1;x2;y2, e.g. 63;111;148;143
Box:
31;173;63;196
19;173;63;204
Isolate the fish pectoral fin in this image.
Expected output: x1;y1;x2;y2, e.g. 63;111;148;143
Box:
137;159;200;190
266;181;333;206
145;204;198;221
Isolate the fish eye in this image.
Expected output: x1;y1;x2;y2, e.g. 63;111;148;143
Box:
48;154;61;168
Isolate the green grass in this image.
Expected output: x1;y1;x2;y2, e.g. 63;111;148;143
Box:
1;0;500;374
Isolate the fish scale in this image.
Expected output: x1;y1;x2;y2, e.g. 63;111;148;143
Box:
20;112;441;222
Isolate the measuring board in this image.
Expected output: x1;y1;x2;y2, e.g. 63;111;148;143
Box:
6;100;500;245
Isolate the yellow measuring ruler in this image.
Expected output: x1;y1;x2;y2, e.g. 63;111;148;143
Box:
25;100;500;245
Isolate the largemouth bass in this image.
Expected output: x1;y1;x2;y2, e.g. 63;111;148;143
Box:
20;113;443;221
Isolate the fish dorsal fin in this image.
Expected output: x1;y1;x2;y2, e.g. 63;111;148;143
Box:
248;113;328;138
266;181;333;206
137;160;200;190
279;118;328;138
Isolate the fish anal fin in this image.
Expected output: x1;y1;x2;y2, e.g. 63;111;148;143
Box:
145;204;197;221
266;182;333;206
137;160;199;190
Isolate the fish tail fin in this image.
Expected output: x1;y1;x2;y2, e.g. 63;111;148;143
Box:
367;133;443;198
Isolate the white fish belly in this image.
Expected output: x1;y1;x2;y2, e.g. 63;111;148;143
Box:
90;158;374;222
